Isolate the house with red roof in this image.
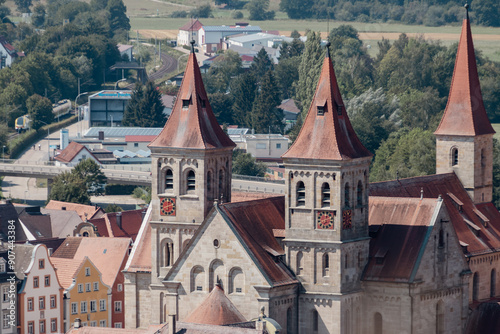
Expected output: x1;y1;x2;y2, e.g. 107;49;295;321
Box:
0;36;24;69
54;142;101;167
123;7;500;334
177;19;203;47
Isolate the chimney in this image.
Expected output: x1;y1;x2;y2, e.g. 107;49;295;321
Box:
168;314;176;334
98;131;104;140
116;212;122;228
74;318;81;329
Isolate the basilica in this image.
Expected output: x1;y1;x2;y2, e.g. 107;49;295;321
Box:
122;10;500;334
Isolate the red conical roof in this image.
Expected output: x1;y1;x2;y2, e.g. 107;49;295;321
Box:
148;51;235;150
282;50;372;160
185;284;246;325
434;15;495;137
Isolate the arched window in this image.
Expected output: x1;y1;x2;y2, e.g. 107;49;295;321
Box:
312;309;319;332
357;181;363;206
452;148;458;166
296;251;303;275
374;313;382;334
436;301;444;334
344;183;350;208
190;266;204;292
491;269;496;297
321;183;330;208
165;169;173;192
207;171;213;200
322;253;329;277
209;260;224;291
286;307;293;334
186;170;196;193
82;232;89;237
296;181;305;207
473;272;479;301
161;239;174;267
229;267;244;294
218;169;224;199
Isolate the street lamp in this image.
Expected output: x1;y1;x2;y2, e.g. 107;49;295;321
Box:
115;78;127;90
75;92;88;138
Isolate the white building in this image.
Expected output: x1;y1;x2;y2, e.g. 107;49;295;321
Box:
177;19;203;46
0;36;24;69
199;25;261;54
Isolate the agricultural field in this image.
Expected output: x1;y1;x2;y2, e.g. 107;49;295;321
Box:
125;0;500;62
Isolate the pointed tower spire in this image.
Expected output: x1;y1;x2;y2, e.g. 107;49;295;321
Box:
282;43;371;160
148;49;235;150
434;5;494;137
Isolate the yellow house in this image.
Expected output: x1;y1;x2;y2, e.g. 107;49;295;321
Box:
51;256;111;331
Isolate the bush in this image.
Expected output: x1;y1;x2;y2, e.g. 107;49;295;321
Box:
171;10;188;18
232;10;244;19
191;4;212;18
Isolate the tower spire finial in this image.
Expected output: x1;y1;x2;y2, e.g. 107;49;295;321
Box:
325;41;331;59
464;2;469;20
190;39;195;54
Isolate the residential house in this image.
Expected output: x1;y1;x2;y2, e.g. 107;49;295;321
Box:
177;19;203;46
84;209;147;241
117;44;133;62
15;243;64;334
52;237;131;329
51;257;111;331
278;99;301;131
0;36;24;69
54;142;101;167
45;201;105;222
0;243;19;334
199;25;261;54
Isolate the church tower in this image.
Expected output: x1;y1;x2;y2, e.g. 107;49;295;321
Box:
282;44;372;333
434;5;495;204
147;42;235;302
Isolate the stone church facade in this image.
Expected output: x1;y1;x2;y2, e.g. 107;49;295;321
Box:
123;11;500;334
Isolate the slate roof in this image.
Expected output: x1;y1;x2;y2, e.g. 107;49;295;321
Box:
0;201;22;241
41;209;82;238
434;14;495;137
148;50;235;150
282;47;372;161
18;213;52;240
45;200;105;220
14;243;36;280
179;19;203;31
219;196;297;286
369;173;500;256
185;284;247;325
363;197;440;282
52;237;130;287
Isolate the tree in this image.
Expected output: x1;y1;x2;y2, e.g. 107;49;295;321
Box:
14;0;31;13
26;94;53;130
275;56;300;99
208;92;234;125
105;203;123;213
73;158;107;196
279;38;305;60
232;151;267;177
250;70;283;133
230;72;257;127
204;50;242;94
122;81;166;127
246;0;275;20
370;128;436;182
0;123;7;153
31;3;46;28
473;0;500;27
493;139;500;208
49;171;91;205
294;31;324;115
106;0;130;34
191;4;212;18
280;0;314;19
397;88;445;130
250;48;273;79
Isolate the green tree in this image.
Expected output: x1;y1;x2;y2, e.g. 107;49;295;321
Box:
397;88;445;130
232;151;267;177
105;203;123;213
73;158;107;196
26;94;53;130
246;0;275;20
122;81;166;127
204;50;242;94
370;128;436;182
275;56;300;99
208;92;234;125
473;0;500;27
493;139;500;208
14;0;31;13
230;72;257;127
106;0;130;34
31;4;46;28
279;38;305;60
191;4;212;18
294;31;324;115
0;123;7;153
250;70;283;133
49;171;91;205
280;0;314;19
250;48;273;79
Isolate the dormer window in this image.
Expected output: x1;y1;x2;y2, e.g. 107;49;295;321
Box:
182;98;191;108
317;105;324;115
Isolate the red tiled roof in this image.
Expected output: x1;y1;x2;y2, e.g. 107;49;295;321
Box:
370;173;500;256
52;238;82;258
219;196;297;286
125;223;151;273
125;135;156;143
45;200;104;220
185;285;247;325
54;141;87;163
50;257;85;289
179;19;203;31
282;51;372;160
278;99;300;114
148;51;236;150
434;16;495;137
364;197;439;282
103;209;145;241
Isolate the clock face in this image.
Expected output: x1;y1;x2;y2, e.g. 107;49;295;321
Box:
160;197;176;216
342;210;352;230
316;211;334;230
